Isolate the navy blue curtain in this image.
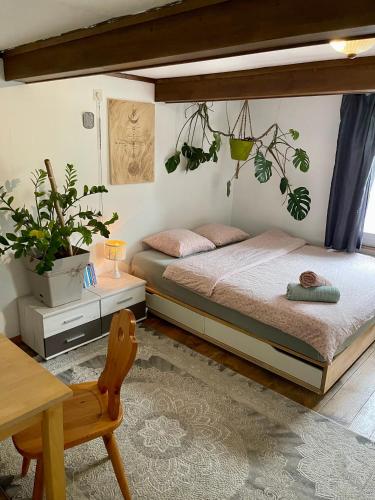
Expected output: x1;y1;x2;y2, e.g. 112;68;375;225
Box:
325;94;375;252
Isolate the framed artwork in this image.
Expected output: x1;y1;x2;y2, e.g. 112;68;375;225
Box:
108;98;155;184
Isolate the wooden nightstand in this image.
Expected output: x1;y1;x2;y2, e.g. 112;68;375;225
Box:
18;273;146;359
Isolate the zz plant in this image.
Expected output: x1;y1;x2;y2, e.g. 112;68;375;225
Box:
0;164;118;274
165;101;311;221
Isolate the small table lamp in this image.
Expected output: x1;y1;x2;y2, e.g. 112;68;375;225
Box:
104;240;126;279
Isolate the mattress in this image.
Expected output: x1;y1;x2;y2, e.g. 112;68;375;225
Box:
131;249;374;363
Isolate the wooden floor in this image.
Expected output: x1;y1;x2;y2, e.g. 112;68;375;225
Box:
145;314;375;440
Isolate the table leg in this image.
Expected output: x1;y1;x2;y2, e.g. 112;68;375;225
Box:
41;403;66;500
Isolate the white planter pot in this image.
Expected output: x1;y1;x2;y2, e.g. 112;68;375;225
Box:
24;249;90;308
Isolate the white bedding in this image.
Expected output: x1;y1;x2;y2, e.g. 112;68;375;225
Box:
163;230;375;362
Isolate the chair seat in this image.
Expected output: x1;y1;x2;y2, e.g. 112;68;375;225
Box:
13;381;123;458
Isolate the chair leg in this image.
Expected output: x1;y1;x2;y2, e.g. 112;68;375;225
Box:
21;457;31;477
32;458;44;500
103;433;131;500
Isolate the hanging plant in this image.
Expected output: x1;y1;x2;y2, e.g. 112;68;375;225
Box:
165;103;228;173
226;101;311;221
165;100;311;221
229;101;254;162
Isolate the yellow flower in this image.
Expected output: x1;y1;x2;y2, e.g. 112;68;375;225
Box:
29;229;45;239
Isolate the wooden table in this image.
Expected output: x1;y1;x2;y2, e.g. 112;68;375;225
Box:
0;335;72;499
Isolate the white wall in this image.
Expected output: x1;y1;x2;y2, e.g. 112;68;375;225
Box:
230;95;342;244
0;75;232;337
0;78;343;338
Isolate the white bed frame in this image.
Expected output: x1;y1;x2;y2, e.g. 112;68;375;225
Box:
146;287;375;394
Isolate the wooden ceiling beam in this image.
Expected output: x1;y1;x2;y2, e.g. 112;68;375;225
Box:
107;72;155;84
2;0;375;83
154;56;375;102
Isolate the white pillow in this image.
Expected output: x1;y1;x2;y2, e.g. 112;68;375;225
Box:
143;229;215;257
194;223;249;247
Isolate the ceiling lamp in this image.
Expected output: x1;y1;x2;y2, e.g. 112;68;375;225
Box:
329;38;375;59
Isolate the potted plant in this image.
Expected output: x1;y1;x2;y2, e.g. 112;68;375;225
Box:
0;160;118;307
229;100;254;161
226;116;311;221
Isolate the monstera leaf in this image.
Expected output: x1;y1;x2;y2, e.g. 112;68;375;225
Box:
186;147;205;170
287;187;311;220
279;177;289;195
255;152;272;183
181;143;193;159
180;140;221;170
293;148;310;172
165;151;181;173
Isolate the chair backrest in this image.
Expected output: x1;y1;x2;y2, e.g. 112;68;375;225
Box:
97;309;138;420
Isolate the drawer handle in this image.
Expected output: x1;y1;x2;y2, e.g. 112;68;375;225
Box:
63;315;84;325
117;297;133;305
64;333;86;344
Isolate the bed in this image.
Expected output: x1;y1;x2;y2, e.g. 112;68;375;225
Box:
132;230;375;394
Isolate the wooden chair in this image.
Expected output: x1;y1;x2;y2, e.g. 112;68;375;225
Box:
12;308;137;500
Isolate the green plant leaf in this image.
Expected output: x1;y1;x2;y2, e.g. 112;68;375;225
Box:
184;146;210;170
104;212;119;226
226;181;231;197
209;143;218;162
287;187;311;221
181;143;192;158
293;148;310;172
289;129;300;140
254;152;272;183
208;133;221;163
213;132;221;151
186;157;201;171
6;233;17;241
165;151;181;173
15;248;25;258
40;211;50;220
209;148;218;162
280;177;289;195
0;235;9;246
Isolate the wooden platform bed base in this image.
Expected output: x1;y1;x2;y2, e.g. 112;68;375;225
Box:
146;287;375;395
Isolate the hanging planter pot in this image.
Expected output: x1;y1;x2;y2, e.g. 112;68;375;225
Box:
230;138;254;161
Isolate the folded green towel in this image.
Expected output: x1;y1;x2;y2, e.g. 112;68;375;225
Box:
286;283;340;303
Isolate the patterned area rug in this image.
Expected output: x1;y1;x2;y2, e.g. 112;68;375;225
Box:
1;323;375;499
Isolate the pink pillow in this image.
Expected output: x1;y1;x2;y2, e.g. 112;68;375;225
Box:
143;229;215;257
194;223;249;247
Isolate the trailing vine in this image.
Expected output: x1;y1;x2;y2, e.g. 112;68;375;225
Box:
165;101;311;221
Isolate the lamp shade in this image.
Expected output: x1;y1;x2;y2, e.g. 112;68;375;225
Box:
104;240;126;261
329;38;375;58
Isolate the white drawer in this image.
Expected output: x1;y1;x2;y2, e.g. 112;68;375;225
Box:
43;301;101;338
101;286;145;317
146;292;205;334
204;317;323;389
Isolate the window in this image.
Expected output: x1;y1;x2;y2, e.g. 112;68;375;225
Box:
363;165;375;246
